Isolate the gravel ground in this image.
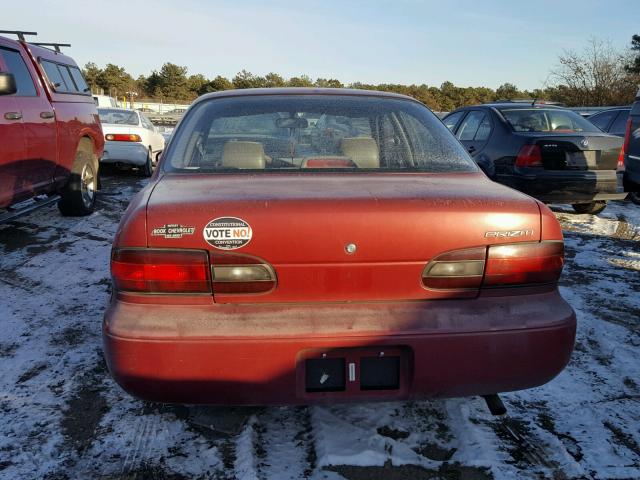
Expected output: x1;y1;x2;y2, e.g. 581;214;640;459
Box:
0;171;639;480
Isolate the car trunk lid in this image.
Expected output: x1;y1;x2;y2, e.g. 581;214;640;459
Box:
146;173;542;303
518;133;622;171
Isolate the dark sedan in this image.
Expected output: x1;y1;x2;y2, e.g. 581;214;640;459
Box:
443;102;626;214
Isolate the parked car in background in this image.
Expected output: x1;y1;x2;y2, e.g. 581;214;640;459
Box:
587;107;631;137
104;88;575;407
0;31;103;221
622;89;640;205
136;107;154;113
443;101;626;214
93;94;119;108
164;108;187;115
98;108;165;177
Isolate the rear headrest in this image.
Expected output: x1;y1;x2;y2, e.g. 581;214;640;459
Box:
221;141;267;169
340;137;379;168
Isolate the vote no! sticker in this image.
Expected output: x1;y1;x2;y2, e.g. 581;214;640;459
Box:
203;217;252;250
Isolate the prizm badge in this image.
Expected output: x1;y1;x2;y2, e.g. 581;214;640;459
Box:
485;229;534;238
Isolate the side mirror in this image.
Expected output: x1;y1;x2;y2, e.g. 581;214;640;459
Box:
0;72;17;96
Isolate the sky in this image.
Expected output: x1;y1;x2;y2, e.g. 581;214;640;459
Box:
4;0;639;90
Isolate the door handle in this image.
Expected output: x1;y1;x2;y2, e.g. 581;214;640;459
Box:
468;145;476;153
4;111;22;120
40;111;55;119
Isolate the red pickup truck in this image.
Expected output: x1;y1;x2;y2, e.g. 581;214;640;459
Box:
0;31;103;221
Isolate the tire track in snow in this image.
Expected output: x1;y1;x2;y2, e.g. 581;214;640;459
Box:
251;406;316;479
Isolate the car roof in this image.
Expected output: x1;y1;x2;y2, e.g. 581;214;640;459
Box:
194;87;420;106
98;107;138;113
589;106;632;114
0;34;79;67
480;102;566;110
24;43;79;68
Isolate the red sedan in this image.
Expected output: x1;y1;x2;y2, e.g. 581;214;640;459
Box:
103;88;575;406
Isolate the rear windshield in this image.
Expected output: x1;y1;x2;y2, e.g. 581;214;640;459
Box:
98;109;139;126
500;108;600;133
164;95;477;173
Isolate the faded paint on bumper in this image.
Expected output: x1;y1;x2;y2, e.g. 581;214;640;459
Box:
103;291;576;405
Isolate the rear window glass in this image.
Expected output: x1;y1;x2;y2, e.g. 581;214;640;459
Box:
98;109;140;126
165;95;476;174
69;66;89;93
41;60;89;94
589;110;617;131
500;108;600;133
609;110;630;135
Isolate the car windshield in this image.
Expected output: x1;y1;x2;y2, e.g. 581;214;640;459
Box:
98;109;139;126
500;108;600;133
165;95;476;173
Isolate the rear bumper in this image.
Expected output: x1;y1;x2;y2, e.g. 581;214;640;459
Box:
497;170;627;203
103;291;576;405
100;141;148;166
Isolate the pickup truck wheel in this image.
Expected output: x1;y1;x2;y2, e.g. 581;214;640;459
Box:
629;192;640;205
58;142;98;216
572;201;607;215
140;148;153;177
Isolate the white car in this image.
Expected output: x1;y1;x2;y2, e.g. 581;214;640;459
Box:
93;94;119;107
98;108;165;176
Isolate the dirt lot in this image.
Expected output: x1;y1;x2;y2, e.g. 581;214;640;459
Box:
1;171;639;480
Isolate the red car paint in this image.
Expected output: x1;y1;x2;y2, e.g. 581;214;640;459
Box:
0;34;103;209
104;89;575;405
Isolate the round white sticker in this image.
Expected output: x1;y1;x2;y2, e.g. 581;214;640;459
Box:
203;217;252;250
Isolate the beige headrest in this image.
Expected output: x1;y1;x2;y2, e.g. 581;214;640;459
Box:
221;141;267;169
340;137;379;168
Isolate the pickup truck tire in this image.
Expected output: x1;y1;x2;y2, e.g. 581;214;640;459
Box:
572;201;607;215
140;148;153;177
58;140;98;216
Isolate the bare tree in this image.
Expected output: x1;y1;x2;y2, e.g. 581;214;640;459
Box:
550;37;637;106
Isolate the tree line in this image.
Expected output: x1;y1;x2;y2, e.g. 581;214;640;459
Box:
83;35;640;110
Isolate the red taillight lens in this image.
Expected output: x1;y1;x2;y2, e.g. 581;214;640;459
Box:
111;249;210;293
422;242;564;291
618;118;632;171
422;247;486;290
210;253;276;294
106;133;142;142
484;242;564;287
515;145;543;168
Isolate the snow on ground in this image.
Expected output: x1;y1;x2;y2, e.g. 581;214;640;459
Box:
0;172;639;479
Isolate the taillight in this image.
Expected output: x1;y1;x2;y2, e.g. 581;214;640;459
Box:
422;242;564;291
210;253;276;294
618;118;632;171
106;133;142;142
422;247;486;289
515;145;543;168
484;242;564;287
111;249;210;293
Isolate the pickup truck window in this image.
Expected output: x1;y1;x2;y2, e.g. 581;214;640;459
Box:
41;59;89;94
41;60;67;91
58;64;77;91
69;66;89;93
0;47;37;96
